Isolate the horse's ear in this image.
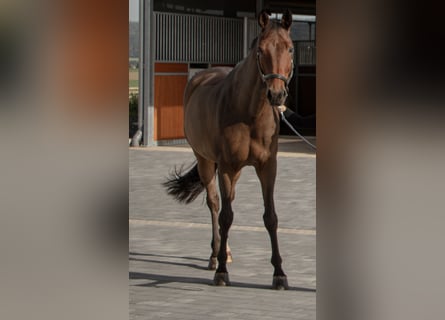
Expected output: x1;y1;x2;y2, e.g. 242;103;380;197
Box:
281;9;292;30
258;9;271;30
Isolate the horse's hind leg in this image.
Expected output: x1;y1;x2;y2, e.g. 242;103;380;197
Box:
256;158;288;290
206;175;220;270
195;156;232;270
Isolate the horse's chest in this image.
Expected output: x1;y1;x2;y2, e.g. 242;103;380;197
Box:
248;117;278;164
221;105;278;165
248;135;277;166
222;125;275;166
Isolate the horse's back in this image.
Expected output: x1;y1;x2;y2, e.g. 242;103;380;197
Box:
184;67;232;161
184;67;232;105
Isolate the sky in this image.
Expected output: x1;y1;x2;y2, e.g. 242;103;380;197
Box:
129;0;138;21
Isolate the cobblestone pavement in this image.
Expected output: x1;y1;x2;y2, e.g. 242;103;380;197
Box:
130;137;316;319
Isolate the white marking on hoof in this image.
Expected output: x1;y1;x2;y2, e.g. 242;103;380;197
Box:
214;272;230;286
272;276;289;290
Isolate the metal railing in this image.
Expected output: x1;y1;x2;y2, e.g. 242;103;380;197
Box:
154;12;316;66
246;18;261;49
154;12;245;64
295;41;316;65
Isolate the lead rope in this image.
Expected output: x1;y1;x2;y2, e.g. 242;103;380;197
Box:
278;107;317;151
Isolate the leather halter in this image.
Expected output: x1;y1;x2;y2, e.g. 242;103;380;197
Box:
256;51;294;86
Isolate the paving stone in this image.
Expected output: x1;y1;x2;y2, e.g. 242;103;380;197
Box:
130;138;316;319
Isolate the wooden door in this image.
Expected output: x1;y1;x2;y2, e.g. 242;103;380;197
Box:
154;63;188;141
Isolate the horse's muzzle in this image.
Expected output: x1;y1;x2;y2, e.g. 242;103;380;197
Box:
267;88;288;106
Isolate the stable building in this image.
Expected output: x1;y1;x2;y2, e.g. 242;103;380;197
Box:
134;0;315;146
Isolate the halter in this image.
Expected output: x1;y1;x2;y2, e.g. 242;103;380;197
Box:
256;51;294;87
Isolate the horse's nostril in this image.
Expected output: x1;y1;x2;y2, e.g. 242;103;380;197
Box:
267;90;273;102
266;89;287;105
282;90;288;100
276;90;286;101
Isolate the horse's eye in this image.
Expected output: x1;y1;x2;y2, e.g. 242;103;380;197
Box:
257;48;263;55
289;47;294;54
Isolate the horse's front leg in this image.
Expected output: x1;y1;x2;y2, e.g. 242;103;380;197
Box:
207;179;233;271
256;157;288;290
213;167;240;286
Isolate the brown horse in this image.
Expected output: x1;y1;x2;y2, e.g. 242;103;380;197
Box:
164;9;294;290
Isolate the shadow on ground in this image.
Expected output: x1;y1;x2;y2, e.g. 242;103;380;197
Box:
130;269;315;293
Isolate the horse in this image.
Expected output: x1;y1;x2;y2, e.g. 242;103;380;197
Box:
163;9;294;290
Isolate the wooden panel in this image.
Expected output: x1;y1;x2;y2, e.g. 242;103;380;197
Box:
154;75;188;140
280;65;316;135
155;63;188;73
298;65;316;74
210;64;235;68
297;66;316;116
298;75;316;116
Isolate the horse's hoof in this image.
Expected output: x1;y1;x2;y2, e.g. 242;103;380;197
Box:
226;252;233;264
214;272;231;286
208;257;217;270
272;276;289;290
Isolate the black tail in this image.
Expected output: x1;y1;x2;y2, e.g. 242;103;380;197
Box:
163;162;204;204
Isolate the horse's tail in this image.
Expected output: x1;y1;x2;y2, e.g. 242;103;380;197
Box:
163;162;204;204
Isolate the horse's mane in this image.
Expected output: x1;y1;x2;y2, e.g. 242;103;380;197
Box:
250;37;258;50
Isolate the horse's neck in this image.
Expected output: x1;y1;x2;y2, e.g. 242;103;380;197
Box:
229;53;267;116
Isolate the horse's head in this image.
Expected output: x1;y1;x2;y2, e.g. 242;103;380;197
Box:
257;9;294;106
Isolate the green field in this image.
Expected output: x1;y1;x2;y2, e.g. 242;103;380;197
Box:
129;69;139;88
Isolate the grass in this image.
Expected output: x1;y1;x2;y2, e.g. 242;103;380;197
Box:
129;69;139;88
